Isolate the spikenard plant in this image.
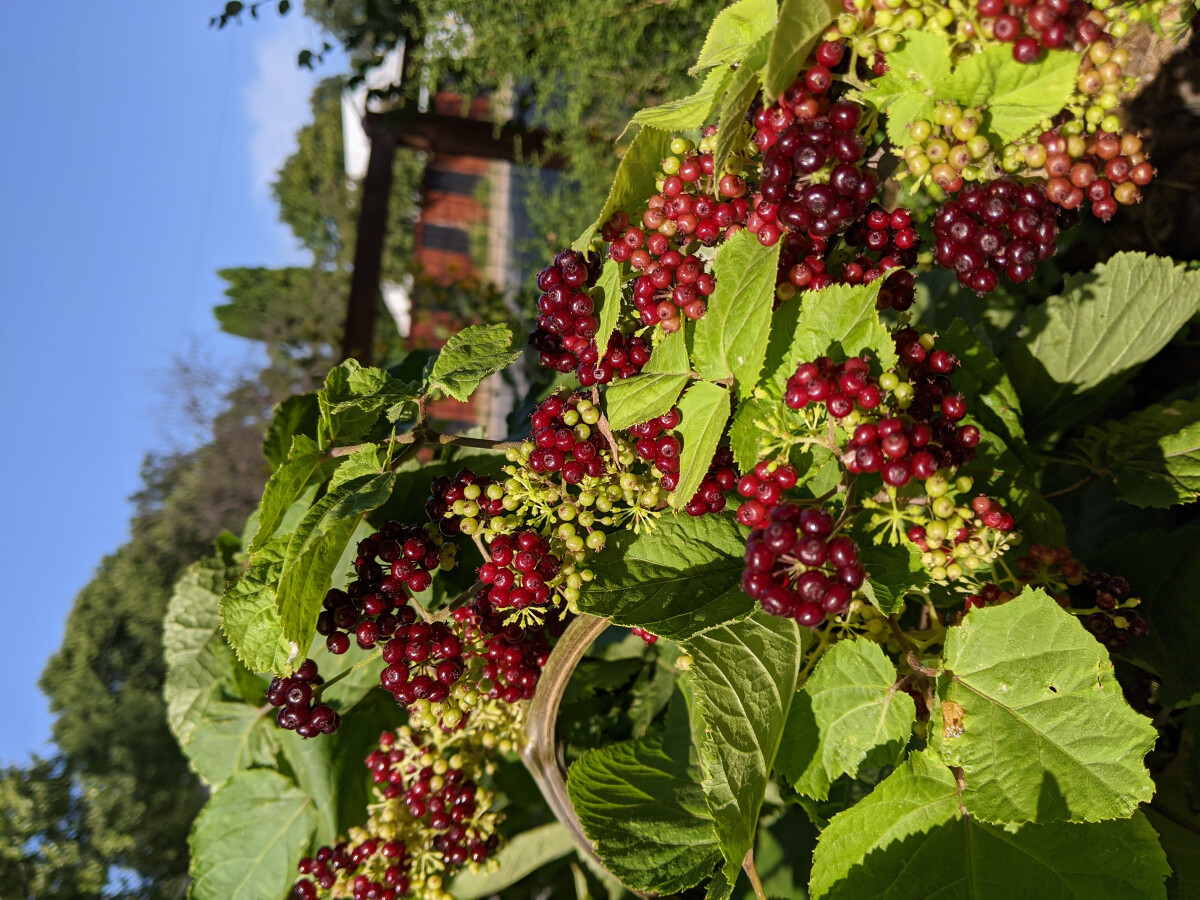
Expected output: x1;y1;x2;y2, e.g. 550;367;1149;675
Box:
167;1;1200;898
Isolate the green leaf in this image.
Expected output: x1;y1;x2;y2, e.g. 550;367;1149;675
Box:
634;66;733;131
592;259;624;359
1073;399;1200;508
684;610;805;882
188;770;318;900
574;127;673;251
318;360;416;449
803;638;915;789
859;30;952;145
577;514;756;639
944;46;1080;143
427;324;521;402
690;0;777;73
938;318;1026;453
263;392;319;470
250;435;337;553
729;396;772;473
776;689;828;798
181;700;280;788
277;472;396;651
220;555;293;675
645;327;690;375
712;35;769;179
859;539;928;615
604;374;691;431
764;0;839;102
692;231;782;398
1092;527;1200;709
1003;253;1200;444
568;735;722;895
670;381;732;507
930;588;1157;823
787;280;898;373
448;823;578;899
808;750;1170;899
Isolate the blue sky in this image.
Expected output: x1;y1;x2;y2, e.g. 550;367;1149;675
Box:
0;3;337;764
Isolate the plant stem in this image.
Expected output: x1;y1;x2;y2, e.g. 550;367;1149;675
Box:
315;648;383;696
1042;474;1098;499
743;849;768;900
328;429;523;459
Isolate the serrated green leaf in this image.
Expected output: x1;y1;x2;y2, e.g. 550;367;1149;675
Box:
1073;399;1200;507
712;35;769;178
729;396;772;473
685;610;805;883
930;588;1157;823
250;435;336;552
182;700;280;788
1003;253;1200;444
427;323;520;402
568;735;721;895
592;259;624;359
776;689;828;798
670;381;732;507
804;639;915;785
605;374;691;431
634;66;733;131
690;0;776;74
860;30;952;145
808;750;1170;899
645;327;690;375
220;558;293;675
578;514;756;639
1092;527;1200;709
263;392;319;470
788;280;897;371
764;0;839;102
692;231;782;397
189;769;318;900
944;45;1080;143
276;472;396;651
448;823;578;899
859;540;928;615
318;360;417;449
574;127;673;251
327;445;388;489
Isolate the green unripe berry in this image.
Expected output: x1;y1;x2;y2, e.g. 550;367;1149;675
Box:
879;372;900;391
565;535;585;553
945;562;963;581
909;119;932;142
955;476;973;493
837;12;858;33
578;511;595;527
1100;114;1121;133
930;564;948;581
892;382;914;403
926;474;949;498
586;531;607;551
877;31;899;52
581;406;600;425
932;496;956;519
854;36;877;57
925;520;948;542
562;409;580;426
907;154;931;177
900;8;924;28
669;137;694;155
875;9;895;27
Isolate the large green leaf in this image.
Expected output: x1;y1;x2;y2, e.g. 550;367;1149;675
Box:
448;823;578;899
250;435;337;552
1003;253;1200;443
577;514;756;639
189;769;318;900
859;539;928;616
692;231;782;398
787;280;897;373
684;611;805;882
670;381;732;508
605;374;691;431
712;35;769;178
930;588;1157;823
808;751;1169;899
764;0;839;102
634;65;733;131
944;45;1080;143
262;392;319;470
568;735;722;895
574;127;673;251
427;324;521;402
317;359;416;449
592;259;624;360
1072;399;1200;508
690;0;776;73
859;30;952;145
221;556;293;675
645;327;690;375
182;700;280;788
276;471;396;651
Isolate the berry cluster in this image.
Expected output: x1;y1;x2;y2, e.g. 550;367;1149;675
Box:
453;588;564;703
426;470;505;537
317;524;455;656
735;461;800;529
932;177;1065;292
528;249;603;374
1082;571;1147;653
267;658;341;739
907;487;1016;584
527;394;607;481
977;0;1107;64
478;531;563;613
575;331;652;387
683;447;738;517
785;354;883;418
630;408;684;490
1036;128;1152;221
742;503;864;625
380;620;467;721
630;626;658;645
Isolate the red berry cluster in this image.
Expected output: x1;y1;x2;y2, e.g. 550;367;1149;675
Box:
932;177;1064;292
627;239;721;330
893;329;981;471
267;658;341;738
1041;129;1153;221
682;447;738;517
528;394;608;481
575;331;652;387
293;840;402;900
453;588;564;703
977;0;1107;63
630;407;684;491
380;620;466;708
908;495;1014;551
1081;571;1147;652
317;523;449;655
735;461;800;529
785;355;883;417
426;469;505;537
741;503;863;625
369;743;489;846
529;249;603;373
478;532;562;612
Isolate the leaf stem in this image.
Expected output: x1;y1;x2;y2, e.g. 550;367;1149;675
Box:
315;648;383;697
1042;474;1098;499
742;848;768;900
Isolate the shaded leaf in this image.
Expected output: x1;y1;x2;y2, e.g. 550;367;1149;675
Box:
428;324;521;402
765;0;840;102
670;381;732;508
